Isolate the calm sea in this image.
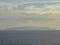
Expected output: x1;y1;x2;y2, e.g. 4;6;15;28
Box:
0;30;60;45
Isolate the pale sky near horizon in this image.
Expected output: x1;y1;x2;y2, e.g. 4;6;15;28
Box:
0;0;60;29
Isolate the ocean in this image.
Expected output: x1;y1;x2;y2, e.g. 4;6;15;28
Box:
0;30;60;45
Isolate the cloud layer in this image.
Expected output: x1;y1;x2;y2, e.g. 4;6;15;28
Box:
0;1;60;29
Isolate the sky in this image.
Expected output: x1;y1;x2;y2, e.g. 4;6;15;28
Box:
0;0;60;29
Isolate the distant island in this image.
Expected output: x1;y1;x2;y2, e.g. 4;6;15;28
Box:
3;27;55;30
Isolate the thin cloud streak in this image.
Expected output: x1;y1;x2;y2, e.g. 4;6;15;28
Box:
17;1;60;5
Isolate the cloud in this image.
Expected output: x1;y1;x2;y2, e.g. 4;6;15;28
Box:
0;0;60;3
19;4;60;19
0;2;60;29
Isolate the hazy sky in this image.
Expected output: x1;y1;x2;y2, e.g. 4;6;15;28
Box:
0;0;60;29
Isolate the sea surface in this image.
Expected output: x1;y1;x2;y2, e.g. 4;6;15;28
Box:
0;30;60;45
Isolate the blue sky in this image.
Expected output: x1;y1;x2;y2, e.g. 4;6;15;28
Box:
0;0;60;29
